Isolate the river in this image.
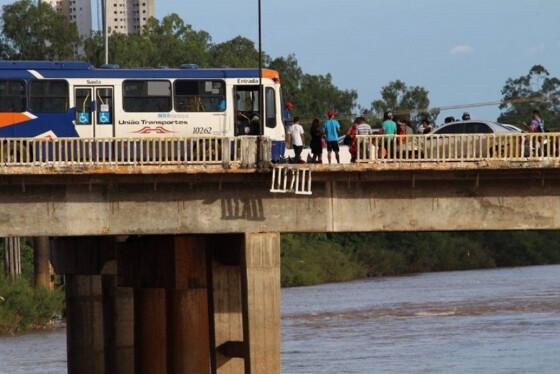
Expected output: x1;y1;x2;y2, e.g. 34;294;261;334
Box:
1;265;559;373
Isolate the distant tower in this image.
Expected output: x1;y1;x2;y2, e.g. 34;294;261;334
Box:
42;0;92;38
106;0;154;34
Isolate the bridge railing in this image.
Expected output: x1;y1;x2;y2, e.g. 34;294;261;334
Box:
0;136;265;168
356;133;560;162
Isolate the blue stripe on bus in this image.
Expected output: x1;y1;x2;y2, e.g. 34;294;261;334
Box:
0;112;78;138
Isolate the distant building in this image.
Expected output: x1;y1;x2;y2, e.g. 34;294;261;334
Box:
106;0;154;34
42;0;154;37
42;0;92;39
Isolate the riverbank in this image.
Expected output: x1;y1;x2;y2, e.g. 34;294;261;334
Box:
281;232;560;287
0;276;64;336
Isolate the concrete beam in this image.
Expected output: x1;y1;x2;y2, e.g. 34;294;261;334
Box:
2;170;560;235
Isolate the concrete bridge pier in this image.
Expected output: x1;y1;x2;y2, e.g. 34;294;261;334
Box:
34;236;53;289
208;233;281;374
51;237;129;374
52;233;280;374
3;237;22;279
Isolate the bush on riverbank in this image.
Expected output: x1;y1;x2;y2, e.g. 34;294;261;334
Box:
281;234;366;287
0;276;64;335
281;232;560;287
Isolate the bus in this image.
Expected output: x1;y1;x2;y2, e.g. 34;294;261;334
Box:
0;61;286;161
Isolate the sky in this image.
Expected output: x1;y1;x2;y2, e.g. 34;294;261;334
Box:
2;0;560;121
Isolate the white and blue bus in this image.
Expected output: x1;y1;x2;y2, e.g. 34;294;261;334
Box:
0;61;286;160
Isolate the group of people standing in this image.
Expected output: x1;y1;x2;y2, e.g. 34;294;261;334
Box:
285;105;549;164
287;109;412;164
289;111;342;164
286;110;344;164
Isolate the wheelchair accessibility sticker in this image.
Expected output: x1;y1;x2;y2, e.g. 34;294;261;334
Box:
98;111;111;124
77;112;90;124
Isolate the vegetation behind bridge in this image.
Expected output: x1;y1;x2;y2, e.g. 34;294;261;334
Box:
281;232;560;287
0;240;63;335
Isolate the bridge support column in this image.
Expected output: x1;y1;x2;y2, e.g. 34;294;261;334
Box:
134;288;167;374
52;237;117;374
208;233;281;374
34;236;53;289
242;232;281;374
3;237;22;279
66;274;105;374
118;235;211;374
102;260;135;374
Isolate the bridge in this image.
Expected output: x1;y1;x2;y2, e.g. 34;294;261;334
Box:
2;133;560;374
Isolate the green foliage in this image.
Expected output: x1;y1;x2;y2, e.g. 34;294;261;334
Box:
0;276;64;335
281;234;366;287
270;54;358;119
370;80;438;124
281;231;560;287
207;36;266;68
0;239;63;335
498;65;560;129
1;0;79;60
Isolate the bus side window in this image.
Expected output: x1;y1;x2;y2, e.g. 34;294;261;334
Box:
123;80;172;113
174;80;226;112
0;80;26;112
265;87;276;128
30;80;69;113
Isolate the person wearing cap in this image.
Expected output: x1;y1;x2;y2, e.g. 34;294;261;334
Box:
462;112;471;121
322;110;341;164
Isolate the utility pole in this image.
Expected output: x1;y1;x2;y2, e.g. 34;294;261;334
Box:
103;0;109;65
258;0;263;136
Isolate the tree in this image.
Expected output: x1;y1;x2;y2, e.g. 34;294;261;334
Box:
142;14;211;67
297;73;357;119
207;36;268;68
1;0;79;60
498;65;560;129
83;14;211;68
269;54;303;103
371;80;437;124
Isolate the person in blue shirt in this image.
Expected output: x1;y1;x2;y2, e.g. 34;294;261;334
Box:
382;111;397;137
381;111;397;158
283;102;294;148
322;110;341;164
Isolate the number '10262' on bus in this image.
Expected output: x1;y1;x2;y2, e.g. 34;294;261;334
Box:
0;61;286;161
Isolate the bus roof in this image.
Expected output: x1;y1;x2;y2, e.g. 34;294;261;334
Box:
0;60;280;80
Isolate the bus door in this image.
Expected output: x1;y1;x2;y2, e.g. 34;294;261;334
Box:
234;85;261;136
74;86;114;138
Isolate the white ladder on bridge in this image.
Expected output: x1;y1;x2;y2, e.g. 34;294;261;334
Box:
270;166;312;195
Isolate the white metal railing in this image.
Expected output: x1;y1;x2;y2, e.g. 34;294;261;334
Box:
356;133;560;162
0;136;262;167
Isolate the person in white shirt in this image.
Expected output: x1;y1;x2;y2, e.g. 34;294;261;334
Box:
356;117;372;135
290;117;305;162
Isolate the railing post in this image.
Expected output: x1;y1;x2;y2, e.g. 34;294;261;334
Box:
259;136;272;169
240;137;258;168
222;138;232;169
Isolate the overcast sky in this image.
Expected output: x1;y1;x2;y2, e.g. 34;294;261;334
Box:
2;0;559;121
